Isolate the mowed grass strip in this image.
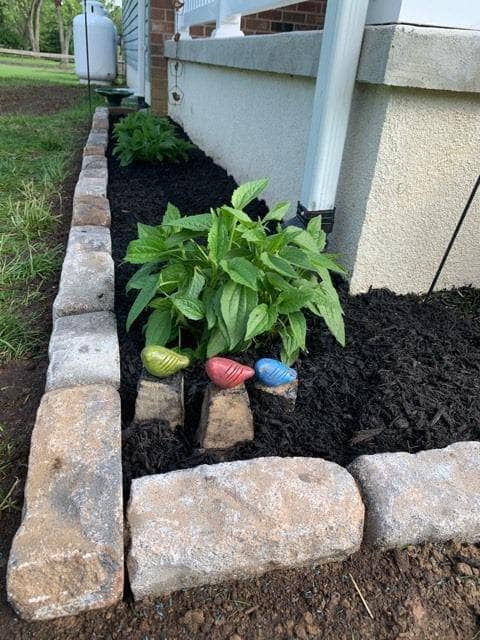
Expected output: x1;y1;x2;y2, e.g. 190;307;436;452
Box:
0;63;101;363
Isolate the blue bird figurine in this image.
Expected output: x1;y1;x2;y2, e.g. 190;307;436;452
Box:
255;358;297;387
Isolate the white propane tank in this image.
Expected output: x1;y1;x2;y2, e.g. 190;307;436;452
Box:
73;1;117;84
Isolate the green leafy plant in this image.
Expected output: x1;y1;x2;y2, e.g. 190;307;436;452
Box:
112;111;194;167
124;179;346;365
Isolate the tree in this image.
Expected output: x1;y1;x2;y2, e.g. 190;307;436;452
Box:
27;0;44;51
53;0;81;63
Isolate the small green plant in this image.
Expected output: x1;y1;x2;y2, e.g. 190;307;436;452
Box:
112;111;194;167
124;179;346;365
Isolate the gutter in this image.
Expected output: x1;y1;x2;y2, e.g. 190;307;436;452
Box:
294;0;370;233
136;0;146;105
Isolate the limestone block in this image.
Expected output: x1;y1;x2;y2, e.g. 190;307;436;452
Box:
7;385;123;620
67;225;111;254
197;383;253;449
84;130;108;156
52;251;114;319
72;195;111;227
134;370;184;427
348;442;480;549
74;175;107;200
46;312;119;391
80;165;108;181
127;456;364;599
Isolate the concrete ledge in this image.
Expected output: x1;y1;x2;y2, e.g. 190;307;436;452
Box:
7;385;123;620
165;25;480;93
127;457;364;600
348;442;480;549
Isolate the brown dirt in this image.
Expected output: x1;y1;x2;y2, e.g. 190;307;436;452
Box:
0;83;89;116
0;88;479;640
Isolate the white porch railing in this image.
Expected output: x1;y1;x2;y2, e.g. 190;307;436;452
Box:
176;0;311;39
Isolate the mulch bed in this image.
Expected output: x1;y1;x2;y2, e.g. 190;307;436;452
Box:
107;116;480;488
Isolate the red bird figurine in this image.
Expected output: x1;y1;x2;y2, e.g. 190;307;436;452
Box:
205;357;255;389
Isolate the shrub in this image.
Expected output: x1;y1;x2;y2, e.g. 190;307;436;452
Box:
112;111;194;167
124;179;346;365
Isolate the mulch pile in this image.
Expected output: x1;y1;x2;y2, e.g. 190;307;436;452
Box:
107;117;480;486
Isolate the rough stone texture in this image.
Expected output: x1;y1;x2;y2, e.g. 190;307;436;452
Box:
127;456;364;600
197;383;253;449
92;108;109;131
348;442;480;549
52;251;114;319
254;380;298;410
74;175;107;200
81;165;108;181
7;385;123;620
134;370;184;427
67;225;111;254
84;130;109;156
72;195;111;227
81;154;108;172
46;312;120;391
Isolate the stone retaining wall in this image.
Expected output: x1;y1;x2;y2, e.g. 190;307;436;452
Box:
7;108;124;621
7;108;480;620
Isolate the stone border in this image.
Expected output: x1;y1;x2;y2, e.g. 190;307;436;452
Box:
7;107;124;621
7;107;480;618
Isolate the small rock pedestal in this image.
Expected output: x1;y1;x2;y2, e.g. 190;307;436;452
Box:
197;383;254;450
134;369;184;428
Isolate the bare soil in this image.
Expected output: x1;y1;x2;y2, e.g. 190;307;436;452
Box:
0;93;478;640
0;83;88;116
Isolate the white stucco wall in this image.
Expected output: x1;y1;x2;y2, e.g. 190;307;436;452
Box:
166;27;480;294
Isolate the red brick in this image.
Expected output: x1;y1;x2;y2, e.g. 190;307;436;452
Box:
305;12;324;25
281;10;306;22
243;18;270;31
150;7;166;20
257;9;282;20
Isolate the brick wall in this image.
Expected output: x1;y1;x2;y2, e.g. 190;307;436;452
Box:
149;0;326;113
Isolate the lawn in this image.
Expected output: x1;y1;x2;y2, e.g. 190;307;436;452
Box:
0;61;100;363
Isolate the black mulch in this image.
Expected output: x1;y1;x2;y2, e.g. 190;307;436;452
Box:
107;116;480;487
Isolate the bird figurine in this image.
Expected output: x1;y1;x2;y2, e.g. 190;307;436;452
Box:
255;358;297;387
141;345;190;378
205;357;255;389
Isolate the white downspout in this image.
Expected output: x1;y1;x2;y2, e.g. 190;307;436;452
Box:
297;0;370;232
137;0;146;102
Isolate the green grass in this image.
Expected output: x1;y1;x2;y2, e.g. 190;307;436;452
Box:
0;61;102;363
0;53;74;70
0;58;78;86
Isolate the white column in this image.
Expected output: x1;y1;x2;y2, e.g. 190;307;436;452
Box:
299;0;369;213
212;0;243;38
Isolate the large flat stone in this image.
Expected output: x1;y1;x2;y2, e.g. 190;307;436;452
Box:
7;385;123;620
53;251;114;319
46;312;119;391
348;442;480;549
72;195;111;227
67;225;111;254
127;456;364;600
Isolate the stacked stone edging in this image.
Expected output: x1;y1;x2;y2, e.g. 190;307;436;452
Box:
7;107;124;621
348;441;480;549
